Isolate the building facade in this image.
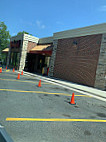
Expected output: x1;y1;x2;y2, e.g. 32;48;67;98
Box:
7;23;106;90
49;23;106;90
7;34;53;74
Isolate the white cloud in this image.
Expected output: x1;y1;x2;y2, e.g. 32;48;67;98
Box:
36;20;41;27
12;33;16;36
36;20;46;29
28;22;35;26
41;25;46;29
56;21;64;25
99;5;106;11
19;19;35;27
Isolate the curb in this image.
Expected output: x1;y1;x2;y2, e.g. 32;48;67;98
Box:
0;125;14;142
17;71;106;101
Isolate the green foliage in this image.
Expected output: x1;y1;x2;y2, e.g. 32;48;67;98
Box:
17;31;29;35
0;21;10;60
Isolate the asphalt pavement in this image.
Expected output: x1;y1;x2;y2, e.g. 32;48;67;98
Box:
0;69;106;142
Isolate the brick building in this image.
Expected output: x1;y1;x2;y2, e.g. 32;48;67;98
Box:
7;23;106;90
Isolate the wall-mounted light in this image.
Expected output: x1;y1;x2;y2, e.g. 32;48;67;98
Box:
73;41;78;45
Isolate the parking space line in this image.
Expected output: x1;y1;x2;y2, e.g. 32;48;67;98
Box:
0;73;27;78
5;70;10;72
0;78;51;85
0;73;17;77
0;88;91;97
6;118;106;122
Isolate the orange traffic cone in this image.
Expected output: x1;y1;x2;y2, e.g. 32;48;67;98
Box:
6;66;7;70
38;80;41;87
0;68;2;73
13;68;15;72
21;70;23;75
69;93;76;105
17;73;20;79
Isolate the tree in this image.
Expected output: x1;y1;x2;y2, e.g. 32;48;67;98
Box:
17;31;29;35
0;22;10;61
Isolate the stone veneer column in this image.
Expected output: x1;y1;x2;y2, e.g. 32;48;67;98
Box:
94;33;106;90
19;40;28;72
48;39;58;76
6;45;11;66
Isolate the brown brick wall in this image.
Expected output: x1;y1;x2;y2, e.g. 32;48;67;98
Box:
54;34;102;87
27;41;37;53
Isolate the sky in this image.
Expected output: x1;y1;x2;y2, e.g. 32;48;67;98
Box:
0;0;106;38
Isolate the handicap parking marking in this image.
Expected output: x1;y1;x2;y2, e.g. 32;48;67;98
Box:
6;117;106;123
0;88;91;97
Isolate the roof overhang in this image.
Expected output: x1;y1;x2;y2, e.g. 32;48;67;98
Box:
29;44;52;56
2;48;9;53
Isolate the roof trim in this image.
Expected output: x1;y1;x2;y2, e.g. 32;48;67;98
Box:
10;34;39;43
53;23;106;39
39;36;53;44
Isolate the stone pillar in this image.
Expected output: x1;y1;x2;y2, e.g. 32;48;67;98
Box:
19;40;28;72
48;39;58;76
7;45;11;66
94;33;106;90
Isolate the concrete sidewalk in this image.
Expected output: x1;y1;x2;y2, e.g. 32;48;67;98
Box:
18;71;106;101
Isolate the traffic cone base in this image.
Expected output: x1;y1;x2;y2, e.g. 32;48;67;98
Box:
13;68;15;72
17;73;20;79
0;68;2;73
69;93;76;105
38;80;41;87
69;102;76;105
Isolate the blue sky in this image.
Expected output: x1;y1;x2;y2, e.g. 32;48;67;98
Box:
0;0;106;38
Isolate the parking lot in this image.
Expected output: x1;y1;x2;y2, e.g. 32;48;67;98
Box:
0;69;106;142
